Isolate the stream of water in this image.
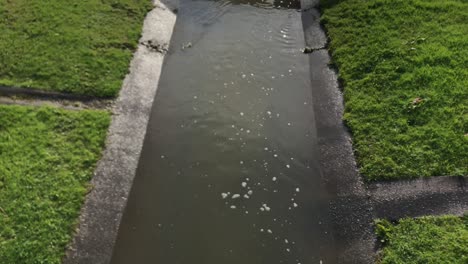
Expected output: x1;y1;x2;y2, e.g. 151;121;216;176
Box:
111;0;334;263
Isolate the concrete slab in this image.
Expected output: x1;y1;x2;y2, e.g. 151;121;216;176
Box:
370;176;467;219
303;10;376;263
63;1;178;263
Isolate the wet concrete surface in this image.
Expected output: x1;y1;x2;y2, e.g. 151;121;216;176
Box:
111;0;339;263
306;48;376;263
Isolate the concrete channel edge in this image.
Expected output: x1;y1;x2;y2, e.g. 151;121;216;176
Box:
63;1;178;263
302;0;467;263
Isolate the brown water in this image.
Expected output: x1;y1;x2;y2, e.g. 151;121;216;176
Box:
111;0;335;263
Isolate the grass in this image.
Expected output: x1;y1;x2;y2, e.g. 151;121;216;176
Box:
0;105;110;264
0;0;152;97
375;215;468;264
321;0;468;180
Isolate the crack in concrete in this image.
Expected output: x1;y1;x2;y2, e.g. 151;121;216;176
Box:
303;46;326;53
140;39;169;54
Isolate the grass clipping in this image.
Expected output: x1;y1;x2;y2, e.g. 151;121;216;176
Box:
0;105;110;263
321;0;468;180
376;215;468;263
0;0;152;97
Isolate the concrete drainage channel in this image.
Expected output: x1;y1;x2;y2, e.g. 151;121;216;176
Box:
0;0;450;263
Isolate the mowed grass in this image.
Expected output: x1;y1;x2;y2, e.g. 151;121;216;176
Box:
321;0;468;180
0;105;110;263
0;0;152;97
375;215;468;263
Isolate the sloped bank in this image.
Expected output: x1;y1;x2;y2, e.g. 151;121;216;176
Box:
63;1;177;263
313;0;467;262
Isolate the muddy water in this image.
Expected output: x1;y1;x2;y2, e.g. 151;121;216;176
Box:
111;0;335;263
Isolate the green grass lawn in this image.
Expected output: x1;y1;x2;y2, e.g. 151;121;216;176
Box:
321;0;468;180
0;0;151;97
376;215;468;264
0;105;110;263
